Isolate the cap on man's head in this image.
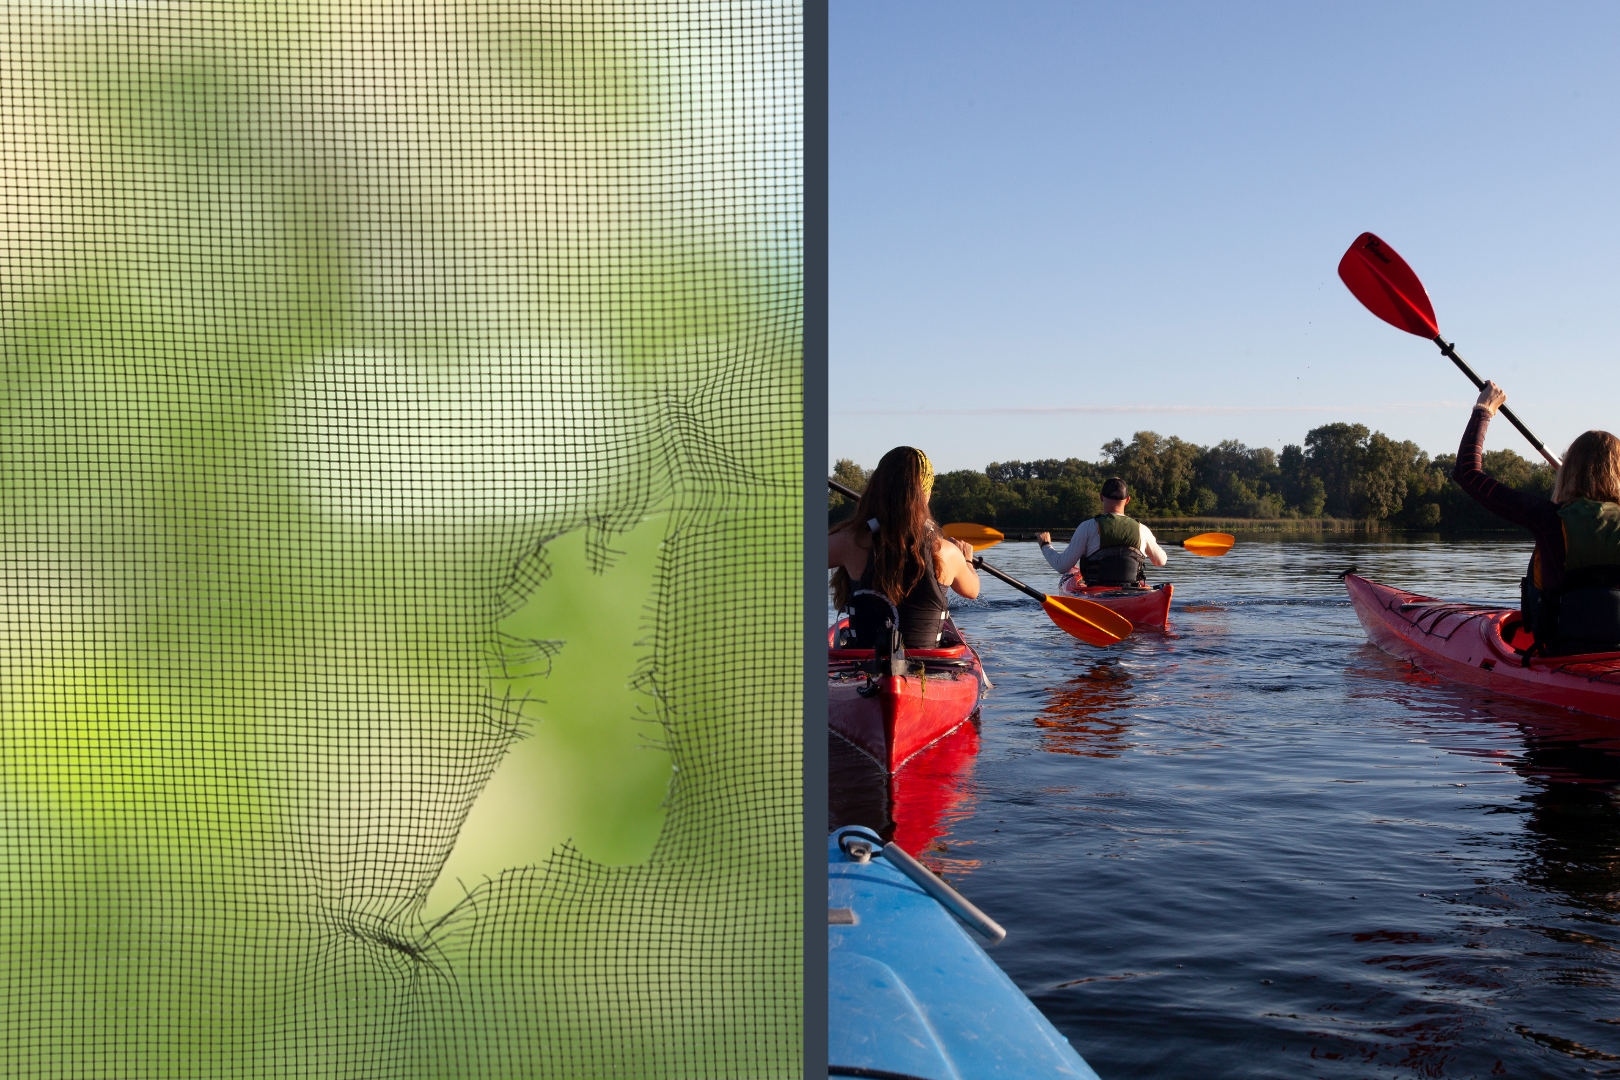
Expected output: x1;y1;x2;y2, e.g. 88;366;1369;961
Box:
1101;477;1129;500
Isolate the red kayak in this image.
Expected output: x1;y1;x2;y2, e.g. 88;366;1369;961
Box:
1344;573;1620;721
828;617;986;773
1057;574;1173;630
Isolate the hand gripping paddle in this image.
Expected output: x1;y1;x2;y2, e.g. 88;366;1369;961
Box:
1337;232;1561;468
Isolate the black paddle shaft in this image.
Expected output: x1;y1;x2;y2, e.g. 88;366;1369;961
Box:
828;477;861;502
971;556;1049;604
1433;336;1561;468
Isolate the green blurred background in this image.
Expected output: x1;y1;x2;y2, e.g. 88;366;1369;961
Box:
0;1;800;1075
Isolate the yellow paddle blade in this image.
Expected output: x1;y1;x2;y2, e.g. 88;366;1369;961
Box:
1181;531;1235;556
1041;596;1132;646
942;522;1004;552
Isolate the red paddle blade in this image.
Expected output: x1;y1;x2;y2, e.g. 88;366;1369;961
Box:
1337;232;1439;338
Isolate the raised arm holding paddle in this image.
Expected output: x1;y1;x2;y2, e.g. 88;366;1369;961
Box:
1338;231;1620;657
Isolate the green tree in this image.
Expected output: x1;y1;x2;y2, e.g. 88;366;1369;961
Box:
1295;476;1327;518
1278;443;1319;514
1201;440;1277;490
929;469;997;526
828;458;870;524
1429;449;1553;530
1101;431;1202;515
1304;422;1371;517
1199;440;1283;516
1409;502;1442;528
1052;476;1102;524
1352;433;1424;519
985;458;1098;484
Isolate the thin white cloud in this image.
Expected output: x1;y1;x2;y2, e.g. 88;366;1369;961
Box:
838;402;1473;417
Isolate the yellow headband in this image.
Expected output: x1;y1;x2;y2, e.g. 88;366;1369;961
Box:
916;448;934;497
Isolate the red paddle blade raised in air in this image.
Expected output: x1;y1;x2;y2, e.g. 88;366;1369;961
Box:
1337;232;1440;338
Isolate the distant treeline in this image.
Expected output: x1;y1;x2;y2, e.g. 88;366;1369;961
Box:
829;424;1552;531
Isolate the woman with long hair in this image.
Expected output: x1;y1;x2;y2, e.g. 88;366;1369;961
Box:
828;446;980;650
1456;381;1620;654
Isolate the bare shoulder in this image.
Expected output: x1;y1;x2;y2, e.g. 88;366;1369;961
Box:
828;524;869;561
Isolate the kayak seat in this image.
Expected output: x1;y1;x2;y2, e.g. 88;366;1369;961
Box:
1554;587;1620;655
1499;615;1536;653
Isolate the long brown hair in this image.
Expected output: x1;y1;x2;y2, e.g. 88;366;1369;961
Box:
1553;430;1620;504
830;446;940;609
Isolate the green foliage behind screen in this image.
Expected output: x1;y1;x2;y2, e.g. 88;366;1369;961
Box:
0;3;802;1075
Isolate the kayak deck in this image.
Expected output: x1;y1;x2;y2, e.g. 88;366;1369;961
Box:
828;826;1099;1080
1344;573;1620;721
1058;576;1173;629
828;616;985;773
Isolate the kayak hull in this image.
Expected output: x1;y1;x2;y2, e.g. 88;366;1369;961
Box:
828;826;1099;1080
828;617;985;773
1344;573;1620;721
1057;578;1173;629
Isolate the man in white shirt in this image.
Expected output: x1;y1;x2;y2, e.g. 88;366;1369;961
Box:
1036;477;1168;587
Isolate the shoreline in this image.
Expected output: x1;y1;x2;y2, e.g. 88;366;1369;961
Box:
987;517;1525;541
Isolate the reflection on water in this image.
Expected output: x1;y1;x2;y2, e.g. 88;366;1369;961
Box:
1031;662;1135;758
832;534;1620;1079
829;720;982;873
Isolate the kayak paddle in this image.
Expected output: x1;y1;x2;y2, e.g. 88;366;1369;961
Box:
971;557;1132;646
828;477;1004;550
942;522;1004;551
829;477;862;502
1337;232;1561;468
1178;532;1234;556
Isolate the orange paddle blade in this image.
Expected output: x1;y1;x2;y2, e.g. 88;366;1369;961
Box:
942;522;1004;551
1181;532;1235;556
1041;596;1132;646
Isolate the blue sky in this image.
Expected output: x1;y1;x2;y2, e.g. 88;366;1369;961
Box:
830;3;1620;474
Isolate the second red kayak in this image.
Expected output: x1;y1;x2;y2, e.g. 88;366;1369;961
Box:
1344;572;1620;721
1057;575;1173;630
828;616;985;773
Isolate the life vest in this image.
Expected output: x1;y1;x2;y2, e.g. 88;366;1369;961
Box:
1522;499;1620;656
1079;514;1147;586
846;537;950;653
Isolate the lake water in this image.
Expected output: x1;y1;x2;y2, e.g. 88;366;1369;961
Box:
829;534;1620;1079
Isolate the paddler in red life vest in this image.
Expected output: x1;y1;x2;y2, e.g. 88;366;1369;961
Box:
1458;381;1620;655
828;446;981;651
1036;477;1168;588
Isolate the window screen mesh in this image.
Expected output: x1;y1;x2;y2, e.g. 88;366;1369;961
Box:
0;2;802;1075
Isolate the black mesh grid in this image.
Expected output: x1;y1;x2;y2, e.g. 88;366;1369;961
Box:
0;2;801;1075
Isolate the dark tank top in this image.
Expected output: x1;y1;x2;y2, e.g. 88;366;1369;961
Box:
847;541;950;650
